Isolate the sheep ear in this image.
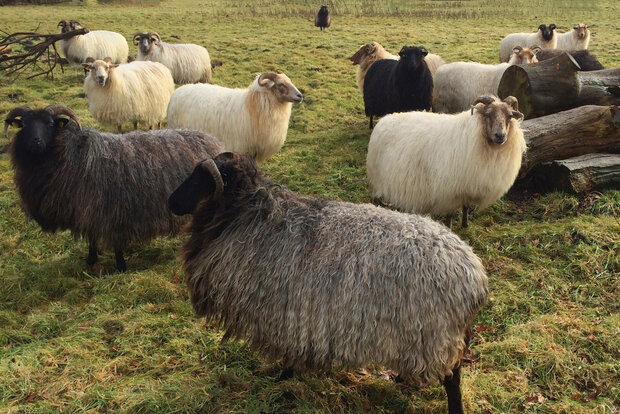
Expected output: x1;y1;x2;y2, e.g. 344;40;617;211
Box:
5;118;23;129
109;64;120;69
420;47;428;57
81;63;92;70
54;117;70;129
511;110;524;120
168;160;220;216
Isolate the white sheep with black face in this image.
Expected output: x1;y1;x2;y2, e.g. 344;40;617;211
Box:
133;31;212;84
57;19;128;65
499;24;557;62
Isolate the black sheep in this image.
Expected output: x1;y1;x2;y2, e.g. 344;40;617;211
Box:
363;46;433;128
314;5;331;30
535;49;604;71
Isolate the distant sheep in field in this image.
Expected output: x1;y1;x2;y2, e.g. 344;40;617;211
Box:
499;24;557;62
433;47;538;114
368;95;526;228
315;5;331;30
133;31;212;84
4;104;223;272
168;151;488;414
167;71;303;162
58;20;128;65
535;49;603;71
83;58;175;132
363;46;433;128
556;24;590;50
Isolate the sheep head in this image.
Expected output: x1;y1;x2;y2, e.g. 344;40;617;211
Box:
82;57;119;87
470;96;523;145
258;71;303;103
319;5;329;14
509;46;540;65
538;24;557;41
398;46;428;72
133;32;160;54
349;43;375;65
573;23;589;39
4;105;80;154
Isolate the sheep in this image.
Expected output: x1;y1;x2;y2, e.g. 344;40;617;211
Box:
433;47;538;114
168;151;489;414
57;19;128;65
314;5;331;30
82;58;175;132
499;24;557;62
166;71;303;163
3;104;223;272
535;49;604;71
132;31;212;84
363;46;433;128
367;95;526;228
556;24;590;50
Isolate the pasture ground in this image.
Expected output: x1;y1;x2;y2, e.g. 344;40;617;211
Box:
0;0;619;412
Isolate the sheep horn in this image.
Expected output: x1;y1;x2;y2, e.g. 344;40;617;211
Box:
201;158;224;198
472;96;496;107
258;72;277;86
5;106;32;137
57;20;67;28
148;32;161;44
44;105;81;130
502;96;519;110
132;32;143;45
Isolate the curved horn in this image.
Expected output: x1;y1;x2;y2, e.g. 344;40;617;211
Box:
503;96;519;110
57;20;67;28
132;32;143;45
44;105;81;130
201;158;224;197
4;106;31;138
258;72;277;86
148;32;161;44
473;95;496;107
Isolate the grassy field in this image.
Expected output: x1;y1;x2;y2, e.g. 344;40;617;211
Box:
1;0;619;412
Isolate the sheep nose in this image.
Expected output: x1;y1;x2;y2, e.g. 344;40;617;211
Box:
494;133;506;144
295;92;303;103
97;76;105;84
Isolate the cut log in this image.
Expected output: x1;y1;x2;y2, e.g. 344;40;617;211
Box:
524;153;620;193
520;105;620;176
498;53;620;119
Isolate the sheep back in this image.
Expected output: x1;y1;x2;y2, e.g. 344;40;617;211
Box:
60;30;128;64
535;49;603;71
138;42;212;84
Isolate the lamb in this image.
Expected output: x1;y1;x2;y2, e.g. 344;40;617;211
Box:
82;58;175;132
133;31;212;84
168;151;488;414
363;46;433;128
556;24;590;50
57;20;128;65
367;95;526;228
535;49;603;71
433;47;538;114
314;5;331;30
166;71;303;163
3;104;223;272
499;24;557;62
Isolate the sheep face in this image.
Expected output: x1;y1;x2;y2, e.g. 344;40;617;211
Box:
133;32;160;55
471;96;523;145
258;72;303;103
398;46;428;72
573;23;588;39
509;46;540;64
349;43;375;65
58;19;84;34
82;58;119;87
538;24;557;41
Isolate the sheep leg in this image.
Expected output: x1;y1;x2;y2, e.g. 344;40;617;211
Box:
444;214;453;229
134;121;138;130
278;366;295;381
157;122;161;129
86;242;98;266
117;125;122;134
369;116;374;129
443;365;463;414
115;249;127;273
461;206;469;228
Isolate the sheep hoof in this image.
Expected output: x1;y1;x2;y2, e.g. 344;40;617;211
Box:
278;367;294;381
461;206;469;228
115;249;127;273
443;365;463;414
86;243;98;266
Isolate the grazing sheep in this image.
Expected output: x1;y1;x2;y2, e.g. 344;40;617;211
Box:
57;19;128;65
168;151;488;414
314;5;331;30
82;58;175;132
367;95;526;228
133;31;212;84
167;71;303;162
556;24;590;50
535;49;604;71
363;46;433;128
499;24;557;62
4;104;223;272
433;47;538;114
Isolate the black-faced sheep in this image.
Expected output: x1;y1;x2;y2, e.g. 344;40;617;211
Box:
535;49;604;71
363;46;433;128
367;95;526;228
58;19;128;65
167;71;303;163
556;23;590;50
133;31;212;84
314;5;331;30
499;24;557;62
4;105;223;272
168;152;488;414
82;58;175;132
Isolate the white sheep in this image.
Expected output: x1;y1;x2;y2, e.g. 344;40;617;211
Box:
57;20;128;65
133;32;212;84
432;46;538;114
166;71;303;162
82;58;175;132
367;95;527;228
499;24;557;62
556;24;591;50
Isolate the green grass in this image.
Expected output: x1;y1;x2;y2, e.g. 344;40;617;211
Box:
1;0;619;412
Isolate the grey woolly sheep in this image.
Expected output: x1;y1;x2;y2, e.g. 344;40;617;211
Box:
169;152;489;414
4;104;223;272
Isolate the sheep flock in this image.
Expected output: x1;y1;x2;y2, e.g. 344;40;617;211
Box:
1;5;615;413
